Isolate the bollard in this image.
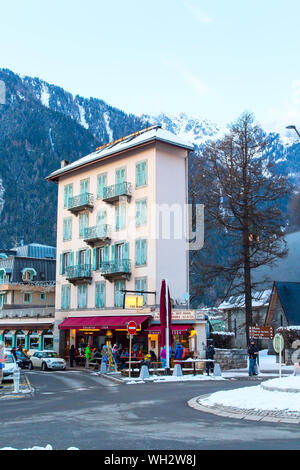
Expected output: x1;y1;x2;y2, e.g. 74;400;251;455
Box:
213;363;222;377
100;360;107;374
13;366;20;393
139;365;150;380
294;364;300;376
172;364;183;377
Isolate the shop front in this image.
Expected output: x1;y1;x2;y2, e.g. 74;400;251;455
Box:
0;326;54;352
58;315;151;356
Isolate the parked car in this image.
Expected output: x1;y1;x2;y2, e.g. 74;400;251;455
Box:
10;349;31;369
29;351;66;371
2;350;18;382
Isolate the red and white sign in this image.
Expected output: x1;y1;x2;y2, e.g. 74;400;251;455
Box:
127;321;137;335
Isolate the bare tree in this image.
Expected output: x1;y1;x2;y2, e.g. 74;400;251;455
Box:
190;112;290;343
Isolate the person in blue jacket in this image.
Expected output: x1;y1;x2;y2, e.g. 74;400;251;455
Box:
174;343;183;360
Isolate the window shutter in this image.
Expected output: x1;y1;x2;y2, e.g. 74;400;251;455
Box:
76;251;79;266
93;248;97;270
111;244;115;263
59;254;63;275
86;249;91;266
69;252;74;267
141;240;147;265
104;246;109;263
124;242;129;260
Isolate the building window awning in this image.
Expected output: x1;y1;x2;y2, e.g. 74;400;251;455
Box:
145;325;192;335
21;268;37;276
58;315;151;330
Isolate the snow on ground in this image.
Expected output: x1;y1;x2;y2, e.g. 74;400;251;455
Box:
40;83;50;108
262;376;300;391
201;381;300;412
1;445;78;450
125;374;225;385
78;104;89;129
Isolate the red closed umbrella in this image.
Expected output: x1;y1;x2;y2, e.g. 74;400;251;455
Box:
159;279;172;347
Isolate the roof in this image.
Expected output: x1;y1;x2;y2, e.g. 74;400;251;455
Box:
218;290;272;310
275;282;300;325
47;125;194;182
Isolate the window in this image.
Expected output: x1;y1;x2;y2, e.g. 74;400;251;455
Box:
97;173;107;199
79;213;89;238
80;179;89;194
63;218;72;241
135;278;147;306
115;204;126;231
79;250;87;265
78;284;87;309
95;282;105;308
64;184;73;208
116;167;126;185
136;239;147;266
40;292;47;302
95;247;105;270
97;210;106;226
62;252;71;274
61;285;70;310
23;292;32;304
136;199;147;227
114;280;125;308
136;161;147;187
0;293;7;309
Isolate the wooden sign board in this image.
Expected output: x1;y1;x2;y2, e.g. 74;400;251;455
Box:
125;295;144;309
249;326;274;339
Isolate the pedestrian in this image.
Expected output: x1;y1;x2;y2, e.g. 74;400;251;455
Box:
248;339;259;377
206;342;215;376
161;346;167;368
149;350;157;361
69;345;76;368
85;345;92;368
174;343;183;360
0;343;7;389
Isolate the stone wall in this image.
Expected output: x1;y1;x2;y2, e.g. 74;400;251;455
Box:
214;348;247;370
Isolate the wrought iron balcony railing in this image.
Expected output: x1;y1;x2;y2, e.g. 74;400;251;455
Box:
65;264;92;282
102;182;132;203
100;259;131;276
67;193;94;214
83;224;111;246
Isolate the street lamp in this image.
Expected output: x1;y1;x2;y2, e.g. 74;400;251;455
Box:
286;125;300;139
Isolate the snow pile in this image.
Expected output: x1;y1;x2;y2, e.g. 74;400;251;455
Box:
201;384;300;412
262;376;300;392
125;374;225;385
1;445;79;450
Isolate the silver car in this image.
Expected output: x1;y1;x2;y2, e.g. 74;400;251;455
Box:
29;351;66;371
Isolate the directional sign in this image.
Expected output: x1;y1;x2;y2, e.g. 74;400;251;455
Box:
273;333;284;353
249;326;274;339
127;321;137;335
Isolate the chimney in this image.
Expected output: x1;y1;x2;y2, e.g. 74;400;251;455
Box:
60;160;70;168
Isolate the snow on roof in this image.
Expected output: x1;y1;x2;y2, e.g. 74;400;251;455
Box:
47;125;194;181
218;289;272;310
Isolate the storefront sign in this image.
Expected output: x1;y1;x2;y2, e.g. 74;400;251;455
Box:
125;295;144;309
153;311;197;321
249;326;274;339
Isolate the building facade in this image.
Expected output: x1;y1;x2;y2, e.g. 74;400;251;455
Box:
47;125;206;356
0;243;56;352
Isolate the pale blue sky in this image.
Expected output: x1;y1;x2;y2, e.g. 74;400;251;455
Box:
1;0;300;131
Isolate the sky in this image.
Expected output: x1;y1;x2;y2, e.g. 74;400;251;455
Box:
1;0;300;133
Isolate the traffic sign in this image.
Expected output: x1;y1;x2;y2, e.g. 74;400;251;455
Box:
127;321;137;335
273;333;284;353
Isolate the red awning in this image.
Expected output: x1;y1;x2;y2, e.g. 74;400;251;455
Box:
146;325;191;335
58;315;150;330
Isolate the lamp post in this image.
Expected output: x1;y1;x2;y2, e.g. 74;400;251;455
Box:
286;125;300;139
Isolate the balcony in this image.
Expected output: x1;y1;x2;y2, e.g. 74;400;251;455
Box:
65;264;92;284
83;224;111;247
67;193;94;215
0;306;55;319
102;182;132;204
100;259;131;281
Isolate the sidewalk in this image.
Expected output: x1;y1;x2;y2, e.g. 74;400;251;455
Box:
0;374;34;400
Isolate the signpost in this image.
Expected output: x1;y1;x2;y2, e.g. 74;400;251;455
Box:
249;326;274;339
273;333;284;379
127;321;137;378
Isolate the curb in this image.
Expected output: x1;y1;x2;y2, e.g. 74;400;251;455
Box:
99;373;124;384
261;383;300;393
187;395;300;424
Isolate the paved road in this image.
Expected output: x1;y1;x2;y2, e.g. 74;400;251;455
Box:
0;371;299;450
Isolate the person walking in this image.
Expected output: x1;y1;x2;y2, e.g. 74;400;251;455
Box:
161;346;167;368
0;343;7;389
248;339;259;376
85;345;92;368
69;345;76;368
206;342;215;376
